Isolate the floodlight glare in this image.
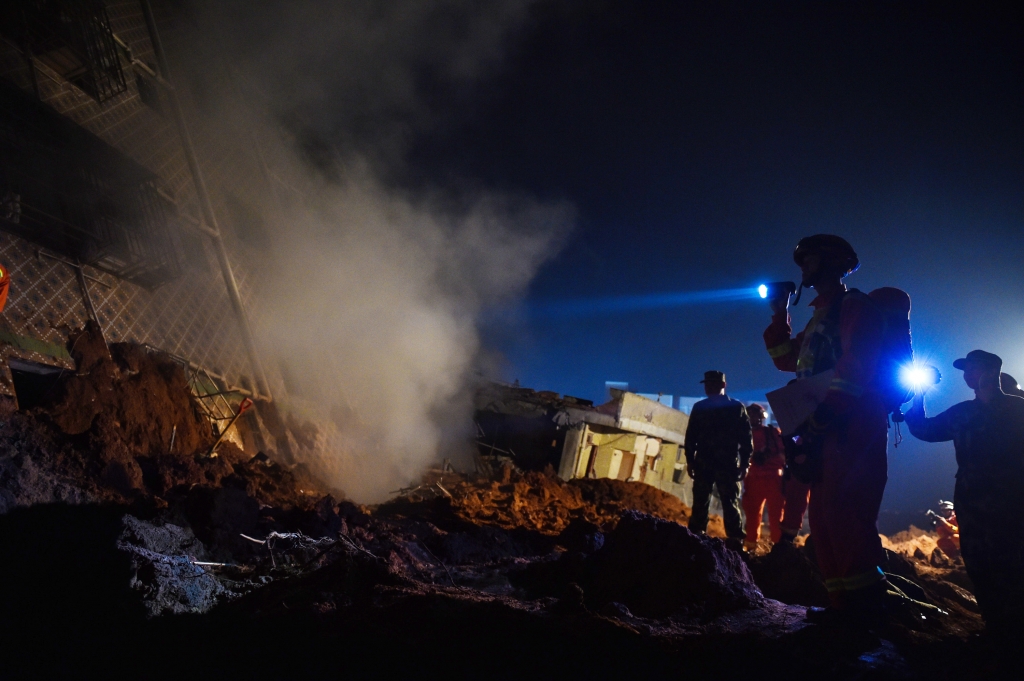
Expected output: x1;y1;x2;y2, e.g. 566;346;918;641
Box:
758;284;768;299
900;364;940;391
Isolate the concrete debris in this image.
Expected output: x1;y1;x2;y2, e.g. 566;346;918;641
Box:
118;515;230;616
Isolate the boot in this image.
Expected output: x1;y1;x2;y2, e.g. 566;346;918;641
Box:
805;590;849;626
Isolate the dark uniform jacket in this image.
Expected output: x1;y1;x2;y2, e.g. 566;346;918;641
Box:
905;392;1024;628
684;395;753;476
905;393;1024;501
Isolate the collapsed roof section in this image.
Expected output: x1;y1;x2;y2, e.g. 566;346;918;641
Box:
474;382;692;503
475;383;687;441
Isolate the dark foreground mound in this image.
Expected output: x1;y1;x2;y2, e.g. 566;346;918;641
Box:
513;511;761;618
591;512;761;617
0;500;1002;681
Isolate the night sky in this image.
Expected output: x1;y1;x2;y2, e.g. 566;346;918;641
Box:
400;1;1022;530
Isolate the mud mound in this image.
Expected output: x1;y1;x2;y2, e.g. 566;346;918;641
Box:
747;540;829;607
572;477;691;522
385;469;727;539
0;324;338;514
172;459;339;562
447;470;588;534
573;476;728;535
16;322;253;501
589;511;762;617
44;323;214;460
882;525;943;561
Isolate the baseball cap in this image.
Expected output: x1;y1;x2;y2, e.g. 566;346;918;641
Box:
952;350;1002;372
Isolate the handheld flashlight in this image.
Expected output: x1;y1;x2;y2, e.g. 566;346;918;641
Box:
758;281;798;300
900;364;941;391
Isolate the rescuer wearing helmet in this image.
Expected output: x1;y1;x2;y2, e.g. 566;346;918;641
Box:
684;370;753;547
740;403;786;551
763;235;891;623
905;350;1024;637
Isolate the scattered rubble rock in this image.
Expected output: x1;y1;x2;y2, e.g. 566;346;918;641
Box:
118;516;228;616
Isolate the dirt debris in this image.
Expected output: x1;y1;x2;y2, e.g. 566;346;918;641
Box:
382;466;727;538
45;323;216;462
0;334;1006;678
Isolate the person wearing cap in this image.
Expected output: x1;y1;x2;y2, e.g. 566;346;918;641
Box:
905;349;1024;636
762;235;892;623
683;370;753;546
740;404;786;551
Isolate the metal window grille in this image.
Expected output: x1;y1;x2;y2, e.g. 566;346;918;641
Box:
0;82;182;287
1;0;128;103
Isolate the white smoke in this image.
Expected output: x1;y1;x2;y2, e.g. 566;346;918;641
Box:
190;0;572;500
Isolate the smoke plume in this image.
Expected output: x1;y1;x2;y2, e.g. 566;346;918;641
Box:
185;1;572;500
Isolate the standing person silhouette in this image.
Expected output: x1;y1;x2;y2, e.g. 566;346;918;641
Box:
905;350;1024;638
763;235;891;624
684;370;752;550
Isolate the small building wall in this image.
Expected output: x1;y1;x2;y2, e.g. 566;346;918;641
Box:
556;392;697;506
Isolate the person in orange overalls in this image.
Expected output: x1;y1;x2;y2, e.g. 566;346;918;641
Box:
741;404;786;551
931;501;960;558
0;262;9;312
763;235;890;624
779;470;811;544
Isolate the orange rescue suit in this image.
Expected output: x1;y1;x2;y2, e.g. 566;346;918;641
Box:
0;264;9;312
764;288;889;602
742;424;786;547
935;513;961;558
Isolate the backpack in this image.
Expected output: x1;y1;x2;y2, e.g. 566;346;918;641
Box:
867;287;914;414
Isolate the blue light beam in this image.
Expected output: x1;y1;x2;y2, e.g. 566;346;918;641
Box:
529;287;762;319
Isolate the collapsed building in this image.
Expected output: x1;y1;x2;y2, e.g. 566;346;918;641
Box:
475;382;695;505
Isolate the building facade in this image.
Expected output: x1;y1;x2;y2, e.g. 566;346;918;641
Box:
0;1;312;456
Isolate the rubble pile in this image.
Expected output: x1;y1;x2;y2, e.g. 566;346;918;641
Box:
0;335;1003;678
0;323;335;523
1;321;237;508
383;465;727;537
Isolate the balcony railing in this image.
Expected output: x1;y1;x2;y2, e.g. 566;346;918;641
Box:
1;0;128;103
0;82;181;288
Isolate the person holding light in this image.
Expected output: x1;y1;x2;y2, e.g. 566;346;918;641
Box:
904;350;1024;637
